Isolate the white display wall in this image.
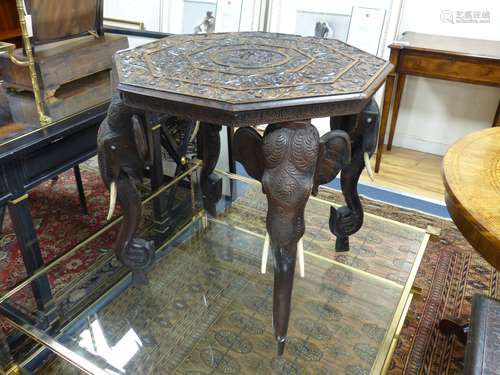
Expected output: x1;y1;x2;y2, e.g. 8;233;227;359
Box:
102;0;500;156
267;0;398;136
103;0;261;34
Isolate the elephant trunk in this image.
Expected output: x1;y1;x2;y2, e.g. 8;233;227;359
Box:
272;242;297;356
112;173;155;284
267;204;306;355
329;147;365;251
113;174;141;264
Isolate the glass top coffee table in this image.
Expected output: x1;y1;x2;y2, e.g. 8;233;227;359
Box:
0;169;428;375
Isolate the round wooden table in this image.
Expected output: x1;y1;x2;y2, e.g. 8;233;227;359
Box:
443;127;500;270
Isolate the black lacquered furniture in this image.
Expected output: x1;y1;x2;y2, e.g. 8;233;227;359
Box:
0;103;106;370
99;32;392;354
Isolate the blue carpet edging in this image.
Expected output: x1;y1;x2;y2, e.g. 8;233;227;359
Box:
235;162;450;219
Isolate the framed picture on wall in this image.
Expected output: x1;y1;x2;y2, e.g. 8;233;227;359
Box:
295;11;350;41
346;6;386;55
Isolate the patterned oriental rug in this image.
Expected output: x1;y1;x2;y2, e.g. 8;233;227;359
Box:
0;166;498;375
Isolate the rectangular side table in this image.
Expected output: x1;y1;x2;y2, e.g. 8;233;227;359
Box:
375;31;500;173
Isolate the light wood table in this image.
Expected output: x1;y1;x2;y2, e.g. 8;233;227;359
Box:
376;32;500;173
443;127;500;270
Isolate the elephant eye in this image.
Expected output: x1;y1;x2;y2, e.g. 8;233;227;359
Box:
110;145;117;151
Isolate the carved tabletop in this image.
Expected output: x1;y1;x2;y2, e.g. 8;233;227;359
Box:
443;127;500;270
114;32;391;125
99;32;392;355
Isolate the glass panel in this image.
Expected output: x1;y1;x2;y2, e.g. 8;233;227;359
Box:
220;176;427;286
0;173;427;374
0;163;200;342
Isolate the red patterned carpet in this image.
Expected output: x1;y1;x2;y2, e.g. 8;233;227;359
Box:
0;166;119;332
0;166;498;374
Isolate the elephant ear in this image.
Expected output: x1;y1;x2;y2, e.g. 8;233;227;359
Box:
361;99;380;155
233;127;265;181
131;114;148;162
313;130;351;195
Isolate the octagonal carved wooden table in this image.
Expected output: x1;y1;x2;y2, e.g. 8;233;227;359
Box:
97;32;392;354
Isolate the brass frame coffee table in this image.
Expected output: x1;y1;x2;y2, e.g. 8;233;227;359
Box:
0;169;429;375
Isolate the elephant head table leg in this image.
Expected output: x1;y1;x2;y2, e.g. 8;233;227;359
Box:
329;99;380;251
197;122;223;215
97;93;155;284
235;121;350;354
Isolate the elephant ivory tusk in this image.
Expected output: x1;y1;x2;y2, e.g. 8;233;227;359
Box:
364;152;375;182
261;232;270;274
106;181;117;221
190;121;200;143
297;238;305;278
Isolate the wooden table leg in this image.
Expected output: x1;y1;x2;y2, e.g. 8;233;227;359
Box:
387;74;406;151
375;74;395;173
233;122;321;355
438;318;468;345
262;123;319;355
97;94;155;284
0;204;5;235
7;195;57;322
73;165;88;215
197;123;223;216
493;99;500;127
330;99;380;251
149;123;170;243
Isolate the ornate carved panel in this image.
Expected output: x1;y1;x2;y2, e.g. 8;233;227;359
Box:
115;32;388;105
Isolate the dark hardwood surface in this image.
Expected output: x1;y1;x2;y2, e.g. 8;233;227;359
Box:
375;31;500;173
443;127;500;270
0;102;108;370
116;32;392;125
0;103;107;166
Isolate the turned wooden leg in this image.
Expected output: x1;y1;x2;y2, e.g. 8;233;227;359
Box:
261;122;319;355
197;122;222;215
387;73;406;151
375;74;395;173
